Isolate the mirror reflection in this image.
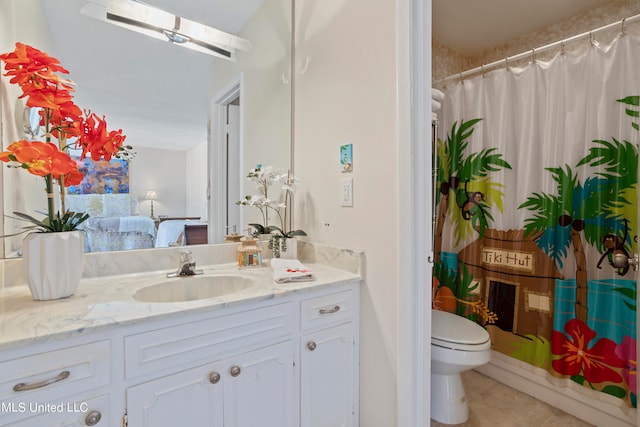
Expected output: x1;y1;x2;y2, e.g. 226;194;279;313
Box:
0;0;292;258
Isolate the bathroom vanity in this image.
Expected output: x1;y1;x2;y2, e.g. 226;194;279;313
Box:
0;243;362;427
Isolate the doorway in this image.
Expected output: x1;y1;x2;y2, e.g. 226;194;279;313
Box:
210;76;243;243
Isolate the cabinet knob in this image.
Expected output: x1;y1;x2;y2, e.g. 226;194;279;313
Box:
230;365;242;377
307;341;317;351
209;372;221;384
85;410;102;426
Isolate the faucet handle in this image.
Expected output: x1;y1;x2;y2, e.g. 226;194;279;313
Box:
180;250;193;263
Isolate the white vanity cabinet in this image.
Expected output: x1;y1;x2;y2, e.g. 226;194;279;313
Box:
126;341;295;426
0;281;360;427
123;286;359;427
299;289;359;427
124;302;295;427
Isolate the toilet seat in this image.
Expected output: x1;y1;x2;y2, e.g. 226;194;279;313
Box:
432;310;491;351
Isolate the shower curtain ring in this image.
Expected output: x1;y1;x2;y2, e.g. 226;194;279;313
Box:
560;40;566;55
589;31;595;46
481;64;485;77
621;18;626;36
531;48;536;63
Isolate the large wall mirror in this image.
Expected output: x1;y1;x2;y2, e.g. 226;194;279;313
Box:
0;0;292;258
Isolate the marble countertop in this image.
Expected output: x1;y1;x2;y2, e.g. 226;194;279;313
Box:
0;261;362;350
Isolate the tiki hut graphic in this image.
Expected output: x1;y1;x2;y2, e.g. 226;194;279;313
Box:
458;229;563;341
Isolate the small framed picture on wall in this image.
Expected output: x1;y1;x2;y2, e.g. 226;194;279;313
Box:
340;143;353;172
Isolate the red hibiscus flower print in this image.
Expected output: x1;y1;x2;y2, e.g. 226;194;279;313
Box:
551;319;625;384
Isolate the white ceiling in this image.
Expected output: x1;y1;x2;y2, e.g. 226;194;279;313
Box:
41;0;263;150
38;0;613;151
433;0;614;56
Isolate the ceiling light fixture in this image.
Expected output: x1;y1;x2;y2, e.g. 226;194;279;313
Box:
81;0;251;60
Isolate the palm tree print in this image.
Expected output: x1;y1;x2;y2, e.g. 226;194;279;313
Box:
519;167;615;322
434;118;512;263
519;96;639;322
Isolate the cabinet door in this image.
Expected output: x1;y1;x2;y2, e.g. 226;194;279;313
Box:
224;340;294;427
301;323;355;427
126;363;224;427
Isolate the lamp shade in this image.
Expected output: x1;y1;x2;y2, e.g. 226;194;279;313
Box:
145;190;157;201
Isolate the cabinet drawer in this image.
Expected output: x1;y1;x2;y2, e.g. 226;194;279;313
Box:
125;302;293;379
301;290;354;332
0;341;110;405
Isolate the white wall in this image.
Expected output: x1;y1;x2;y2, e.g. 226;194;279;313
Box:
130;146;187;218
294;0;403;425
186;142;208;220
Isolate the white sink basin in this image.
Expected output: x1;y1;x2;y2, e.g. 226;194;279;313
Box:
133;275;255;303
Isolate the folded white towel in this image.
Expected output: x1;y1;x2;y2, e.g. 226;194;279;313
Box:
432;88;445;102
432;99;442;112
271;258;316;283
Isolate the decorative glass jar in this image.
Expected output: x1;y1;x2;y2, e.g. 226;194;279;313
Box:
237;237;263;268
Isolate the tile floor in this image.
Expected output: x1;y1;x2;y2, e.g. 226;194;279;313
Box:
430;370;594;427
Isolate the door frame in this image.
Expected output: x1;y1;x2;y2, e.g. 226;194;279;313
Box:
209;74;244;244
397;0;432;425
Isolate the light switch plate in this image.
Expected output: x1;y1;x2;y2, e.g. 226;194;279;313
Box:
341;177;353;207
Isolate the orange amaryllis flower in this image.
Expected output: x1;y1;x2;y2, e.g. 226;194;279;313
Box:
0;42;73;92
61;168;84;187
0;140;78;177
46;101;84;139
77;113;127;161
1;140;52;175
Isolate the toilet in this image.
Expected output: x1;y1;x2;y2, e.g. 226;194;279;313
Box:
431;309;491;424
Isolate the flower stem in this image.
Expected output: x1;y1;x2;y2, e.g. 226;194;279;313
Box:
58;136;67;214
44;174;55;225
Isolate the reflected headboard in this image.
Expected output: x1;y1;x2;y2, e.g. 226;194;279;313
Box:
158;216;201;224
184;224;208;245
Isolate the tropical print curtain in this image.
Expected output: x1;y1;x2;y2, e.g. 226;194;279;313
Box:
433;33;639;411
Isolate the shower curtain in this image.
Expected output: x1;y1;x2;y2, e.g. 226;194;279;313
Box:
433;33;639;412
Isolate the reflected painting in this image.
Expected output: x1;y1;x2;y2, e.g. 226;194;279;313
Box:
68;157;130;194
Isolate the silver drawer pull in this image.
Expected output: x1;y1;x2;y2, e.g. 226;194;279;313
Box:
13;370;70;392
319;305;340;315
307;341;317;351
85;410;102;426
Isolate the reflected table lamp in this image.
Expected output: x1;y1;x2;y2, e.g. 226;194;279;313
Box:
145;190;157;219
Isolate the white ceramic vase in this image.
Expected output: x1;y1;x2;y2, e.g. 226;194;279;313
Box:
22;231;85;300
279;237;298;259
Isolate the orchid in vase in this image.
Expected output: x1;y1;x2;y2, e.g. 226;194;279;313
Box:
236;164;306;257
0;42;133;235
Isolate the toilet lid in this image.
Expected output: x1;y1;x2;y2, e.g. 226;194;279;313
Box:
432;310;490;346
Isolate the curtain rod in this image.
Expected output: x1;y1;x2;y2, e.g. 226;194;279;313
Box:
433;13;640;86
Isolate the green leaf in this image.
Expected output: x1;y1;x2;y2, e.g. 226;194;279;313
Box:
570;375;585;385
601;385;627;399
617;96;640;106
625;108;640;118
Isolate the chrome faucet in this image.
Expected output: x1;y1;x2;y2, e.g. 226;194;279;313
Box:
167;250;203;277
